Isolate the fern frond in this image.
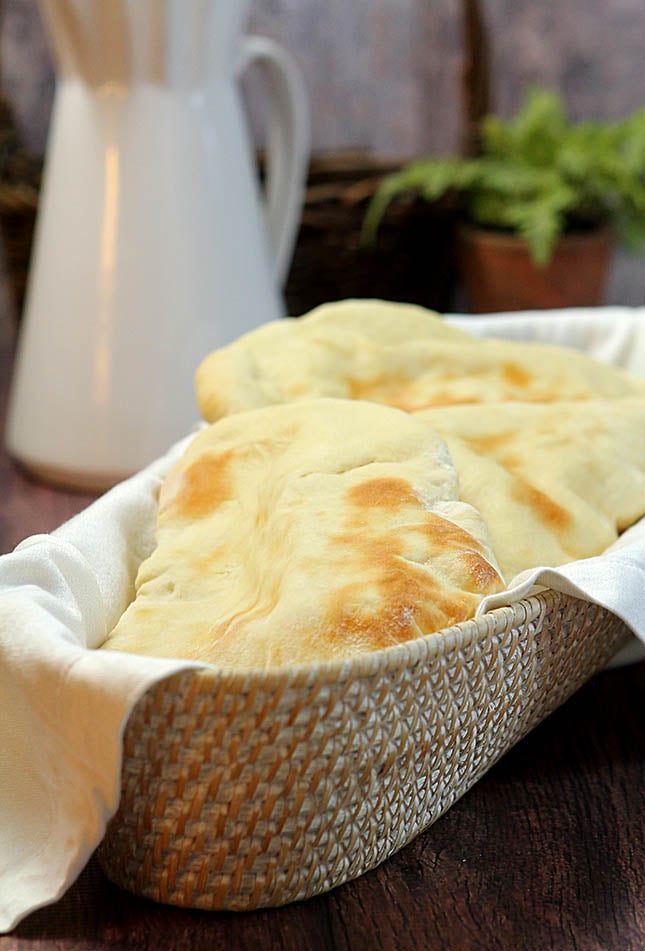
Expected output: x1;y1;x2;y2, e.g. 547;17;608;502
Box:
361;85;645;262
512;203;565;266
361;159;478;246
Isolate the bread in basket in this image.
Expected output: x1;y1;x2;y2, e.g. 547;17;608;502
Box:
98;301;642;909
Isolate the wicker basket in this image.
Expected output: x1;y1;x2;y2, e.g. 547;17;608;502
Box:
98;588;629;911
0;95;41;322
283;151;459;317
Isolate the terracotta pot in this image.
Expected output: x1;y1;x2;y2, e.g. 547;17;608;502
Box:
456;224;613;313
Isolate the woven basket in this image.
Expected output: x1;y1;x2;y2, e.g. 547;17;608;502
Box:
98;588;629;911
283;151;459;317
0;95;41;322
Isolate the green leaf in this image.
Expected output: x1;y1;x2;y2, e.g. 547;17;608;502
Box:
360;172;410;246
617;208;645;250
360;84;645;261
514;204;564;266
481;86;567;167
360;159;478;245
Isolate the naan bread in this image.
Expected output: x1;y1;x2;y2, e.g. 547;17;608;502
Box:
419;399;645;581
195;299;645;421
102;399;505;668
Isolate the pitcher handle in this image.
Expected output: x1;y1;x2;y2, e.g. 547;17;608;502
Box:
238;35;310;288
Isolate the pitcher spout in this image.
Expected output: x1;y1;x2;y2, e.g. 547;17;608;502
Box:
39;0;253;90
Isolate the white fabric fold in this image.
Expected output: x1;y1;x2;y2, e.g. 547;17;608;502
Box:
0;435;202;933
1;307;644;933
446;305;645;372
477;518;645;668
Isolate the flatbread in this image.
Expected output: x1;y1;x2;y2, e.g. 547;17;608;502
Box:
195;299;645;421
419;399;645;581
101;399;505;668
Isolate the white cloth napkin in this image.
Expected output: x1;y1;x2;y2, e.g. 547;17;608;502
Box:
1;306;645;933
0;435;203;933
477;518;645;669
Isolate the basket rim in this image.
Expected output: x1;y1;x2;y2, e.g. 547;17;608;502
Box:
140;588;581;697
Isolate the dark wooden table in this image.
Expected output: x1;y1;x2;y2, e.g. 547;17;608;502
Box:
1;334;643;951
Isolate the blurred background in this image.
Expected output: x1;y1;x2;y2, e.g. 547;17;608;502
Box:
0;0;644;341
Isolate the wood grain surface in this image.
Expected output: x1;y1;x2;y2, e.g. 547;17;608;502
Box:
0;336;644;950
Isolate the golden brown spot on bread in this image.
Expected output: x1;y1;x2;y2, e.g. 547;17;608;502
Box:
412;512;487;556
348;374;389;401
163;450;235;520
500;452;522;469
347;375;416;411
286;381;311;397
199;396;224;423
422;393;480;408
347;477;418;509
464;431;514;456
502;361;533;388
324;505;503;651
461;550;504;589
195;360;227;422
510;476;571;530
498;453;572;530
348;375;485;411
412;514;503;589
325;560;474;652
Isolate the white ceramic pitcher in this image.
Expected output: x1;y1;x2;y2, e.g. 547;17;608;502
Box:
7;0;309;491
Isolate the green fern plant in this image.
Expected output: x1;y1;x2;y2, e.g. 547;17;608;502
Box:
362;86;645;266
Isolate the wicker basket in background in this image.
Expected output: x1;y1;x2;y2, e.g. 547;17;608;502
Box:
0;94;41;323
282;151;459;317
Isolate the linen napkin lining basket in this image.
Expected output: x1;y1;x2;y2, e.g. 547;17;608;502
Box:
98;588;629;910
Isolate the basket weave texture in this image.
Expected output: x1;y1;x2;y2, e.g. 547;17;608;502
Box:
283;152;458;317
99;588;629;911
